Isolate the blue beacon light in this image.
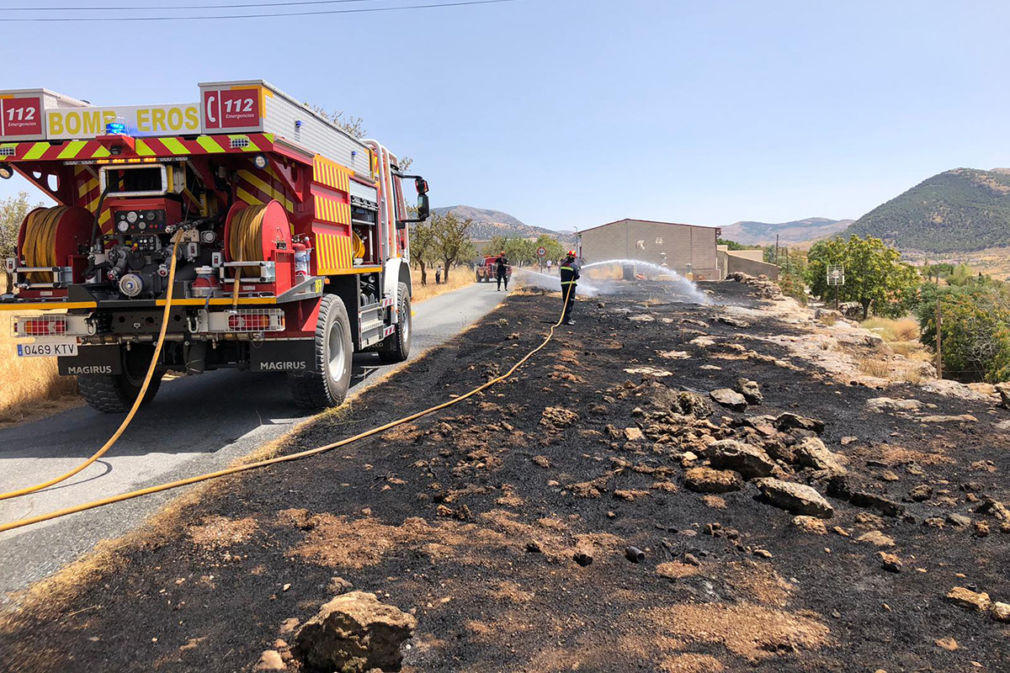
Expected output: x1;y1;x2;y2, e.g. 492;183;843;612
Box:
105;122;127;135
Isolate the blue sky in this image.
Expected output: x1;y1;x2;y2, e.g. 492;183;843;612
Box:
1;0;1009;232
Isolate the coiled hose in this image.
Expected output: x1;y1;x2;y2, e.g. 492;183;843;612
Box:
21;207;68;283
228;205;266;279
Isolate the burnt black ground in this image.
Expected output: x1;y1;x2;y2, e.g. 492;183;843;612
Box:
2;280;1009;673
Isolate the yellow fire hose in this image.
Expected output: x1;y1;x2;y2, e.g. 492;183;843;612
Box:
0;230;184;502
22;207;67;283
0;283;576;533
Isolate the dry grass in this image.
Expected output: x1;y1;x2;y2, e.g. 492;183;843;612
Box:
411;267;474;304
0;277;80;424
861;317;920;342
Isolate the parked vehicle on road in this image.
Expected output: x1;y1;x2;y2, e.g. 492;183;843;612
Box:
0;80;429;412
475;255;511;283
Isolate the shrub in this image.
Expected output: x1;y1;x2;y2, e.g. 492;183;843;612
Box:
917;283;1010;382
777;272;807;305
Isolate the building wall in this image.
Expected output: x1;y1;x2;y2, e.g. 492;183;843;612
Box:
717;248;781;280
579;219;719;280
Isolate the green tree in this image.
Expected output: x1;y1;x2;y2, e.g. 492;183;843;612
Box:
1;192;37;292
917;283;1010;382
806;235;920;319
429;211;475;283
534;234;565;266
409;221;438;286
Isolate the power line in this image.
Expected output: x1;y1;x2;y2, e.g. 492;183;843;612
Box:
0;0;514;22
1;0;373;11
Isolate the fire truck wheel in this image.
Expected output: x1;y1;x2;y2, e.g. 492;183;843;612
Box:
378;282;411;364
78;346;163;413
289;294;352;409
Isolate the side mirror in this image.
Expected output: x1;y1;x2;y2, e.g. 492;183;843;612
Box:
415;177;429;195
416;193;430;221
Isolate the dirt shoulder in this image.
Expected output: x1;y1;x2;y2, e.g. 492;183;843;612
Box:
2;279;1010;672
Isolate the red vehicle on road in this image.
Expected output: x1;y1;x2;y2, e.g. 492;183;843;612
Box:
475;255;511;283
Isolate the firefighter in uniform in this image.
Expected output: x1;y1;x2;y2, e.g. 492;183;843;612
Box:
559;251;580;325
495;251;509;291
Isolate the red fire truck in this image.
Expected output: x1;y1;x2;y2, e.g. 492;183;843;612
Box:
475;255;511;283
0;80;428;412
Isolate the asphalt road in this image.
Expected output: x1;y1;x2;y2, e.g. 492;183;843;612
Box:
0;282;506;600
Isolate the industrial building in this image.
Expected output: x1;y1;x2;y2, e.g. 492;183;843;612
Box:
577;218;721;280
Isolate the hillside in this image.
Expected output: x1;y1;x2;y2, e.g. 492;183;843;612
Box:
721;217;853;246
846;168;1010;253
431;205;570;242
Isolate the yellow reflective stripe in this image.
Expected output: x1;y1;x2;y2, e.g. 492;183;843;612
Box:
57;141;87;159
161;137;188;155
91;146;111;158
237;169;293;211
23;142;49;160
134;139;156;156
99;209;111;226
236;187;263;206
156;297;277;306
197;136;225;153
0;301;99;311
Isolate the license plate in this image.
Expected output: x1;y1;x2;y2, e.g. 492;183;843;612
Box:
16;341;78;357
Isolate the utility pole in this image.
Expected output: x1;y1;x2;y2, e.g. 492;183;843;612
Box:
775;234;780;264
935;298;943;379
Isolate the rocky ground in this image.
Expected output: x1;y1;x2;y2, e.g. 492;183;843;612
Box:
3;277;1010;672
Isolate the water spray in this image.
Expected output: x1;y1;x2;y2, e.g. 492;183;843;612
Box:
580;259;711;304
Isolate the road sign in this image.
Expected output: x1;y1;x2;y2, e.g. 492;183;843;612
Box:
537;246;547;257
827;265;845;286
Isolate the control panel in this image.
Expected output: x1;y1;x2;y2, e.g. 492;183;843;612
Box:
114;208;166;234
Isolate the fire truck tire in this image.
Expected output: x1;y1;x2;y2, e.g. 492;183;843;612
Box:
289;294;352;409
377;282;411;364
78;346;164;413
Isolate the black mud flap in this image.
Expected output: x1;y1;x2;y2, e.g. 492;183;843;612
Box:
58;345;122;376
250;339;315;373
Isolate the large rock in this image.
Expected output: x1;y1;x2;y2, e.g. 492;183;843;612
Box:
295;591;417;673
827;476;905;517
866;397;923;414
684;467;743;493
734;378;763;405
946;587;991;612
774;413;825;434
793;437;847;476
755;478;834;518
651;388;713;418
709;388;747;411
707;439;775;479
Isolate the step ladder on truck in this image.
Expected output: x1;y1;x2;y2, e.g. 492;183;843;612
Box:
0;80;430;412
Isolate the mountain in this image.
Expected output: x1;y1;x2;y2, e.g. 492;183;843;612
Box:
720;218;853;246
431;205;571;243
845;168;1010;253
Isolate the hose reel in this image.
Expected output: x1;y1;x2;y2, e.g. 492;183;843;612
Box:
224;200;292;279
18;206;93;283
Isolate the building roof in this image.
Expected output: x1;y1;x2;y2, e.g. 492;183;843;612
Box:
578;218;717;235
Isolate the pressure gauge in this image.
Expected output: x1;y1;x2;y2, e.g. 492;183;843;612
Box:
137;221;147;230
126;211;138;224
117;220;129;233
